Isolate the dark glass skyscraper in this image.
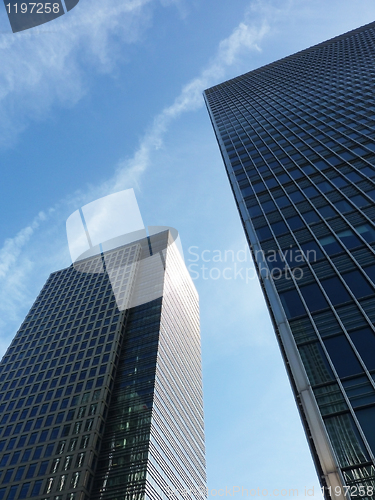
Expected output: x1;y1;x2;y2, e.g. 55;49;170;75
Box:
0;230;206;500
204;22;375;499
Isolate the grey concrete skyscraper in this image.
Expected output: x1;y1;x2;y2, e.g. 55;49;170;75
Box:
204;22;375;499
0;230;206;500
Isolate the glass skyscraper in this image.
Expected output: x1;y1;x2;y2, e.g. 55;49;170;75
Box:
204;21;375;499
0;230;206;500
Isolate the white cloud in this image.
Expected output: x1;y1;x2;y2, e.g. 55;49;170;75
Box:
0;211;47;279
0;0;155;144
0;1;271;343
108;17;269;193
27;5;270;200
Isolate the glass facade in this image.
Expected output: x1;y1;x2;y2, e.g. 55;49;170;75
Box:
0;230;206;500
204;21;375;499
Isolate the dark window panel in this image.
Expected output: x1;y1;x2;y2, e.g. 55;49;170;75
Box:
324;335;363;377
302;210;321;224
275;195;291;208
333;200;352;213
317;205;336;218
356;223;375;243
355;407;375;457
300;283;329;312
349;327;375;370
256;226;273;242
342;270;374;299
279;289;306;319
290;190;305;203
287;215;305;230
319;235;343;255
336;229;362;249
271;221;288;236
321;276;351;305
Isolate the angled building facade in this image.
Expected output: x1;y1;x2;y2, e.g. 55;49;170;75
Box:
204;22;375;499
0;230;206;500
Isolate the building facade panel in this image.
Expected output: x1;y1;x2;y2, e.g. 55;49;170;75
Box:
0;262;121;500
146;234;205;500
204;21;375;499
0;231;206;500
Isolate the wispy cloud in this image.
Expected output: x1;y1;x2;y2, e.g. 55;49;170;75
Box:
0;1;271;344
0;211;48;279
23;7;270;204
108;18;269;193
0;210;57;337
0;0;155;144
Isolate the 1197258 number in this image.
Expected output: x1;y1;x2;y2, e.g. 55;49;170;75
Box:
5;3;60;13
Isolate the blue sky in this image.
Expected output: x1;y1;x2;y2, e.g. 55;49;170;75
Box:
2;0;375;496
